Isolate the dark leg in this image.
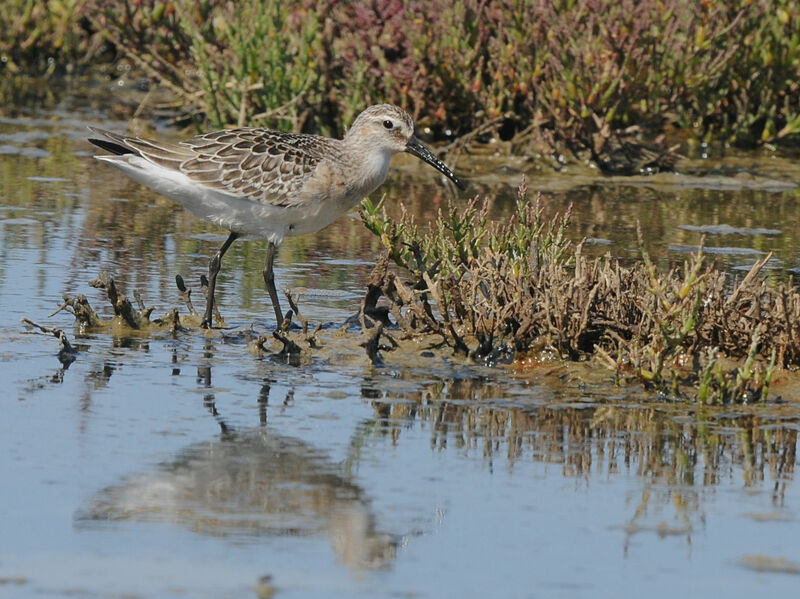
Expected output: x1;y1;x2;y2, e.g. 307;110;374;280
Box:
263;241;284;327
201;231;239;329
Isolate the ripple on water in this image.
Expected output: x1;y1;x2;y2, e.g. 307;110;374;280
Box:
678;223;782;236
0;144;51;158
668;244;766;255
27;176;70;183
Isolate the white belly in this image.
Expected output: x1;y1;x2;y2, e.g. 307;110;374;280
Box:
99;150;389;245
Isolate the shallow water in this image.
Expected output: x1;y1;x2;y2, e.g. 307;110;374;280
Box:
2;82;800;597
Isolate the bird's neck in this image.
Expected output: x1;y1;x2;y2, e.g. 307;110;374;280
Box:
341;137;393;196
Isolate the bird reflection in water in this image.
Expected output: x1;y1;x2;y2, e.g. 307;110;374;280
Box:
79;372;396;570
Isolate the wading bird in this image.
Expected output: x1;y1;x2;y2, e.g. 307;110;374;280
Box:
89;104;464;328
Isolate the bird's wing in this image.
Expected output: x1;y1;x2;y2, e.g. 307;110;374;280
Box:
90;127;342;207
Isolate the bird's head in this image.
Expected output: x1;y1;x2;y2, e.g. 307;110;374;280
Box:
346;104;465;190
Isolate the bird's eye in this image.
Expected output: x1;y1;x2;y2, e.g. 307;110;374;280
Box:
383;120;394;130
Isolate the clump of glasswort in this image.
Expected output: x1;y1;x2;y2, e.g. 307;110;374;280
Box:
11;2;796;163
64;0;799;164
360;179;795;404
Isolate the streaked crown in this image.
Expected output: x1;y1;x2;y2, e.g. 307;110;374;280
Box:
344;104;415;153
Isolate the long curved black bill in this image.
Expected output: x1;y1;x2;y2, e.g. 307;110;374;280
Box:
405;136;465;190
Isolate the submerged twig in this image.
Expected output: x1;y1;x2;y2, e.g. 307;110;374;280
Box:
58;293;103;329
272;330;302;360
175;274;198;316
155;308;183;334
89;271;143;329
360;252;392;328
285;291;321;348
21;317;78;366
285;290;308;335
360;323;396;366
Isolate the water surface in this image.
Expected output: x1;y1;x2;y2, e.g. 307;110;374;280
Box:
1;82;800;597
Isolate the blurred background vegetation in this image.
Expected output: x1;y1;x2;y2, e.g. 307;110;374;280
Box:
2;0;799;160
